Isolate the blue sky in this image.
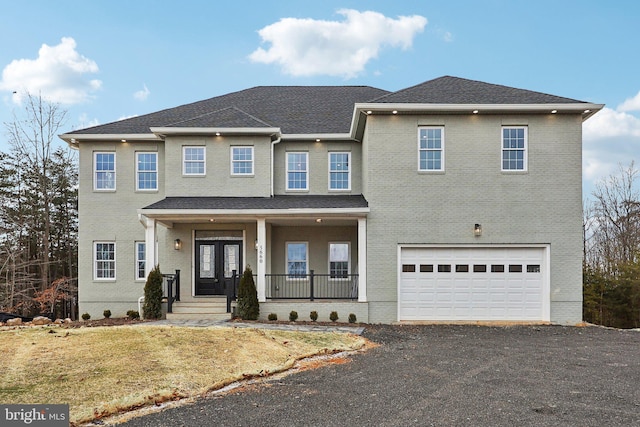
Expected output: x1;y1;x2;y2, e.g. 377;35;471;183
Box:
1;0;639;197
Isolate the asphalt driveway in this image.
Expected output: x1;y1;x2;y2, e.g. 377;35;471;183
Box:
116;325;640;427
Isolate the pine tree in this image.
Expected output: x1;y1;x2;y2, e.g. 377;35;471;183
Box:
237;266;259;320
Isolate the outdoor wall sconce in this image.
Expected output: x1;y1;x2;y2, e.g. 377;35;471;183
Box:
474;224;482;237
255;239;259;250
174;239;182;250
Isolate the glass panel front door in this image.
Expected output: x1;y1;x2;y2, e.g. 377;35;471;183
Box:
195;240;242;296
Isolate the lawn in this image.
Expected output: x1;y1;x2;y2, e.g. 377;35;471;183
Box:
0;324;367;425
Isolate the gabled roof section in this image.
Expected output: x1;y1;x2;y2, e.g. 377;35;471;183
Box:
374;76;586;104
66;86;389;136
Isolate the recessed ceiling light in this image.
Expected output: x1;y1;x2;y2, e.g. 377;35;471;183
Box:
366;110;372;115
472;110;479;114
551;110;558;114
216;132;221;136
316;138;321;142
315;218;322;223
209;218;215;222
392;110;398;114
121;139;127;142
584;109;591;114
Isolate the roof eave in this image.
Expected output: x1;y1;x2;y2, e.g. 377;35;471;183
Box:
59;133;160;147
353;102;605;121
150;127;281;138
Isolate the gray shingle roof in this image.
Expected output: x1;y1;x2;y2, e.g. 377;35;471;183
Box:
67;76;589;137
142;195;369;210
372;76;585;104
68;86;389;135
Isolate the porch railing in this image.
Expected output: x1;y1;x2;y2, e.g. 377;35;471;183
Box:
163;270;181;313
265;270;358;300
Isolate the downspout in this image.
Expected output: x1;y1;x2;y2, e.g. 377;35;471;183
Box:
270;135;282;197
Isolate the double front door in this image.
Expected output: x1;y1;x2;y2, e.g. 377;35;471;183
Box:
195;240;242;296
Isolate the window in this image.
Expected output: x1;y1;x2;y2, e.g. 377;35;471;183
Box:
183;146;205;175
491;264;505;273
94;242;115;280
456;264;469;273
527;264;541;273
136;152;157;191
135;242;146;280
94;152;115;190
420;264;434;273
502;127;527;171
438;264;451;273
231;146;254;175
474;265;487;273
418;127;444;171
329;243;349;278
329;152;350;190
286;152;308;190
402;264;416;273
286;242;308;277
509;264;523;273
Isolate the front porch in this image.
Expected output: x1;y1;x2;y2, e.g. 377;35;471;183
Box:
140;195;369;321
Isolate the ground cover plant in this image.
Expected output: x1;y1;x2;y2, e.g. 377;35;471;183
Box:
0;324;366;425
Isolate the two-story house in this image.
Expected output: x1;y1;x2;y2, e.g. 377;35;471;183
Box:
60;76;602;324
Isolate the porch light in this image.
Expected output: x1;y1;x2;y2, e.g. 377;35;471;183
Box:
255;239;259;250
174;239;182;250
474;224;482;237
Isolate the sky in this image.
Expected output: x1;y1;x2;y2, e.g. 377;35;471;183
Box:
1;0;639;198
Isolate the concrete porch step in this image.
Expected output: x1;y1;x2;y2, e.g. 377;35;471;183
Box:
166;297;231;321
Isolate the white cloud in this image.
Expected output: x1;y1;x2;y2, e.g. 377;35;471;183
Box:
77;113;100;129
583;107;640;141
249;9;427;78
133;84;150;101
0;37;101;105
617;90;640;112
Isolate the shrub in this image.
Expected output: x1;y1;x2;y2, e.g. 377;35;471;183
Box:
143;265;164;320
237;266;259;320
310;310;318;322
329;311;339;322
268;313;278;321
348;313;357;324
103;309;111;319
81;312;90;321
289;310;298;322
127;310;140;320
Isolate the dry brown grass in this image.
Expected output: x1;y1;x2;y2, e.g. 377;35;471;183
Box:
0;324;366;425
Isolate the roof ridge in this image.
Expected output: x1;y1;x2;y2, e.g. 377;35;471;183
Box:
164;106;274;127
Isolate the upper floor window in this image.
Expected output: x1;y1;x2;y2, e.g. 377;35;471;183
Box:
183;146;205;176
94;242;115;280
329;152;351;190
135;242;146;280
329;242;349;278
502;127;528;171
94;152;116;191
136;152;158;191
287;152;308;191
231;146;254;176
287;242;308;277
418;127;444;171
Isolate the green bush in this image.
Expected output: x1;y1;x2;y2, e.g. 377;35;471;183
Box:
103;309;111;319
143;265;164;320
348;313;357;323
268;313;278;321
329;311;339;322
127;310;140;320
310;310;318;322
237;266;259;320
289;310;298;322
81;312;90;321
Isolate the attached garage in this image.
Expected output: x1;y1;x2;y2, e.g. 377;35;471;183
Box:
398;245;550;322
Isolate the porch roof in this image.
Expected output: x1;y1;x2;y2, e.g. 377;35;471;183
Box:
139;195;369;226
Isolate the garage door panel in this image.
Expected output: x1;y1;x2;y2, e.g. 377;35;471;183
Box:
400;247;546;321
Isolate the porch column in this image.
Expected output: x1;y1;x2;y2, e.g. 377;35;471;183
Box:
256;217;267;302
358;217;367;302
143;216;157;278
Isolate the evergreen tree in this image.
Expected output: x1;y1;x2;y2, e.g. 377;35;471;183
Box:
143;265;163;319
237;266;259;320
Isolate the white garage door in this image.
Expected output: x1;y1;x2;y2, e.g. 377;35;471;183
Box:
399;246;548;321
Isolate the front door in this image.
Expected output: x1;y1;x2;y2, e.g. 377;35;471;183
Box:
195;240;242;296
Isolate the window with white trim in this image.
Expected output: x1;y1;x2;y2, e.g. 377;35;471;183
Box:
329;243;349;278
286;242;308;277
94;152;116;190
418;127;444;171
286;152;308;191
501;127;528;171
135;242;146;280
136;152;157;190
231;146;254;175
94;242;115;280
183;146;205;175
329;152;351;190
